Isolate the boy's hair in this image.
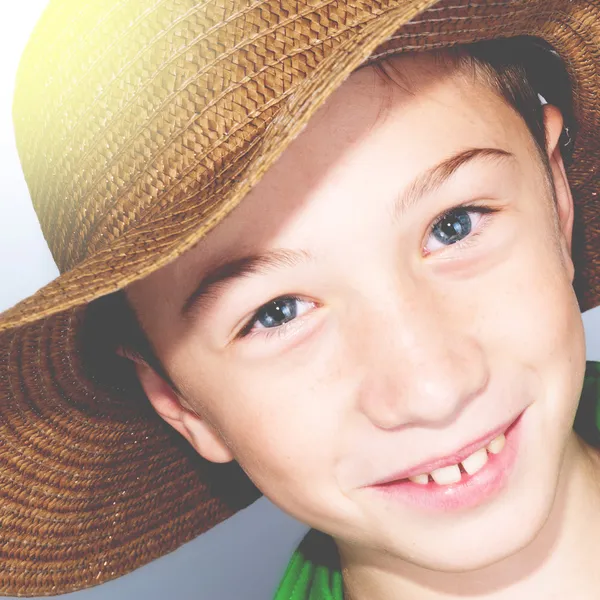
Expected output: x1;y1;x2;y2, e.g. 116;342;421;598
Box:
80;36;575;396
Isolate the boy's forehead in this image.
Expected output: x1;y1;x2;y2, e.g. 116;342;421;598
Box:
307;51;464;138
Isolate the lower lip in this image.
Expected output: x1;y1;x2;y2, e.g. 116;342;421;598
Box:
369;414;523;512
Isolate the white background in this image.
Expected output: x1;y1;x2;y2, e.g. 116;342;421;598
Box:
2;3;600;599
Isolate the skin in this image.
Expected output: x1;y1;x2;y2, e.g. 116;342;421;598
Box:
126;53;600;598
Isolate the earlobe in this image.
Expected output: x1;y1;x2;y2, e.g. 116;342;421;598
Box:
134;362;234;464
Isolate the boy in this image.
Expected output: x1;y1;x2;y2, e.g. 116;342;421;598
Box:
3;0;600;598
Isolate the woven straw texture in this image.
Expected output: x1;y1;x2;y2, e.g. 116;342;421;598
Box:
1;0;600;595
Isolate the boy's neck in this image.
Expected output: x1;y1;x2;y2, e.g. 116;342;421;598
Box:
338;433;600;600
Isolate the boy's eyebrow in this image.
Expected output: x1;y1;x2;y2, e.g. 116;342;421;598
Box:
182;147;514;318
182;248;312;317
394;147;515;219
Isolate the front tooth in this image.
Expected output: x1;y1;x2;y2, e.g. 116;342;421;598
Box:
409;474;429;485
487;434;506;455
461;447;488;475
430;464;462;485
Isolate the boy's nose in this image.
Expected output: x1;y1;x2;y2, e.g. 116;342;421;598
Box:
351;284;488;430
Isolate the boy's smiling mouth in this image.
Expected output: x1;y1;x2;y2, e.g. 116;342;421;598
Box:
406;432;506;486
366;412;524;511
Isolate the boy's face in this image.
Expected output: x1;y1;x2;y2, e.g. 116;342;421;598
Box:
127;53;585;572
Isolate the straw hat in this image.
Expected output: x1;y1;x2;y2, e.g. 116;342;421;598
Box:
2;0;600;594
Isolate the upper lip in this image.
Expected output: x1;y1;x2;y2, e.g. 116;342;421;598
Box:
367;412;521;487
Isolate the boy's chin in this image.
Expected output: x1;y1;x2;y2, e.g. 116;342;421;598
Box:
396;490;556;576
354;474;559;577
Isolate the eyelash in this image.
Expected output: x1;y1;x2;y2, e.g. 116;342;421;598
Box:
238;202;501;339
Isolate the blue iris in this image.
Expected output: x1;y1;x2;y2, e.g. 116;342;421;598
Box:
432;208;472;245
256;297;298;328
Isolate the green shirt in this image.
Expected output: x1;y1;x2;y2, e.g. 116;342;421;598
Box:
273;361;600;600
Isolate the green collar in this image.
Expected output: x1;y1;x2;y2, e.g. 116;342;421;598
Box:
274;360;600;600
274;529;343;600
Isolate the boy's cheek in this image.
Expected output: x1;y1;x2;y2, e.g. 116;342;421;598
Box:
194;359;349;507
501;257;581;359
463;206;579;356
473;235;585;433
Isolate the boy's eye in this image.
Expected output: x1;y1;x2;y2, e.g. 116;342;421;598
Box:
239;296;315;338
431;208;473;245
425;205;496;253
256;297;299;328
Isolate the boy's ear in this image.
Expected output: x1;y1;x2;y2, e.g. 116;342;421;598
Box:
133;361;234;464
543;103;575;274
